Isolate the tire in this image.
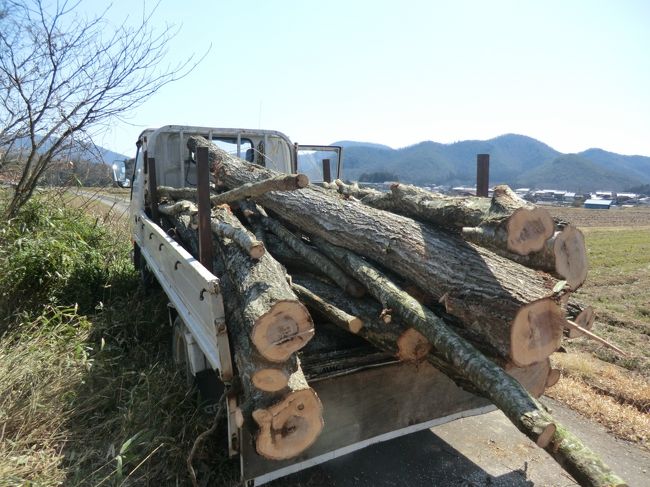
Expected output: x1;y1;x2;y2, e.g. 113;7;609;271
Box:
133;243;157;290
172;317;195;388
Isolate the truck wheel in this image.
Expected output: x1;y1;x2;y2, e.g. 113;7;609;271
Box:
172;317;226;415
172;317;195;387
133;243;157;290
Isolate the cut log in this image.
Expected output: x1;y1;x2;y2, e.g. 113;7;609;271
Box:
221;252;313;362
252;385;323;461
553;225;588;290
158;174;308;207
546;368;561;388
211;205;265;259
262;216;365;298
157;185;202;201
211;174;309;205
333;181;555;256
189;136;566;366
463;224;588;289
303;241;626;486
335;180;585;282
159;199;265;259
505;359;551;398
162;211;324;460
158;199;197;216
221;276;323;461
162;202;314;363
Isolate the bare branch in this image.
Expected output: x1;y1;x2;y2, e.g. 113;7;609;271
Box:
0;0;207;217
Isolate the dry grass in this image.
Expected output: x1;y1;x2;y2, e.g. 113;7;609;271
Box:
551;352;650;413
546;376;650;449
544;207;650;447
0;196;238;486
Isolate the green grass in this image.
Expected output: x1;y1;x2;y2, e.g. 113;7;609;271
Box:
0;196;238;486
569;228;650;375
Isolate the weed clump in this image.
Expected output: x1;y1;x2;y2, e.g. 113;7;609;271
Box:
0;199;135;321
0;196;238;485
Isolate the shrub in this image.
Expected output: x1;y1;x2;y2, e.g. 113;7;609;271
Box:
0;198;136;320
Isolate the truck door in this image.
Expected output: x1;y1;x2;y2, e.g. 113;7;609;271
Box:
295;145;343;183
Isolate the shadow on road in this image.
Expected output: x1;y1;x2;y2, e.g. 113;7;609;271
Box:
270;428;533;487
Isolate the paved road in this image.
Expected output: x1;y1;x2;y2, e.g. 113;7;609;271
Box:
76;189;130;214
269;399;648;487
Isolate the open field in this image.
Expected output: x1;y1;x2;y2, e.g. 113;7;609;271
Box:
551;205;650;228
547;206;650;448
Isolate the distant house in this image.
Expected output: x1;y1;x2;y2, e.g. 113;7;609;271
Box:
584;199;613;209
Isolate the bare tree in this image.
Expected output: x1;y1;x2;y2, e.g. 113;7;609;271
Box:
0;0;204;217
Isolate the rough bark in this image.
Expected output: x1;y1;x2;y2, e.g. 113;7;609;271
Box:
336;180;585;284
333;181;555;256
292;276;549;399
462;224;588;289
221;275;323;461
163;200;314;363
217;225;314;362
211;204;265;259
163;211;324;460
188;136;566;366
158;199;197;216
262;216;365;298
158;174;308;206
304;242;626;487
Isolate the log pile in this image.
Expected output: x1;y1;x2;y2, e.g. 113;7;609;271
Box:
156;136;626;487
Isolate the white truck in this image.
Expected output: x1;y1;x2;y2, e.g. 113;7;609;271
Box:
112;125;495;486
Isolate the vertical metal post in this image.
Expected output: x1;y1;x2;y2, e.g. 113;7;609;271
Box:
196;146;214;273
146;157;159;223
476;154;490;197
322;158;331;183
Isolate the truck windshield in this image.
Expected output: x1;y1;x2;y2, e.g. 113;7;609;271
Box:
211;137;254;161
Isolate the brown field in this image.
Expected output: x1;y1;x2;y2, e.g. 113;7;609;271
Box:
546;206;650;447
551;205;650;228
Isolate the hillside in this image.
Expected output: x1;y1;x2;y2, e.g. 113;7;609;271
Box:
9;135;130;164
515;154;639;192
337;134;650;191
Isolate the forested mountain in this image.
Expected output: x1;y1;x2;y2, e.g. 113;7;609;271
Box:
334;134;650;191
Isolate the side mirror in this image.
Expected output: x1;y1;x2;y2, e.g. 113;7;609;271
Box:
111;159;131;188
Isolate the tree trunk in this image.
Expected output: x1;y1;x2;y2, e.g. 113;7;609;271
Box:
462;223;588;289
162;210;324;460
158;173;308;206
333;180;587;284
187;136;567;366
163;202;314;363
262;215;365;297
333;181;556;256
211;204;265;259
301;242;625;487
220;275;323;461
292;276;551;399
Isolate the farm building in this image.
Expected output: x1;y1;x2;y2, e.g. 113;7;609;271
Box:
584;199;613;209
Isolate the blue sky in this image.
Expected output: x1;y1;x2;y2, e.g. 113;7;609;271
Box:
95;0;650;158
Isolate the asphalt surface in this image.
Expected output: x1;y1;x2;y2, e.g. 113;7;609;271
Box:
269;398;649;487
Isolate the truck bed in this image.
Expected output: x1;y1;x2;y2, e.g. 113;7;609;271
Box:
240;320;493;485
